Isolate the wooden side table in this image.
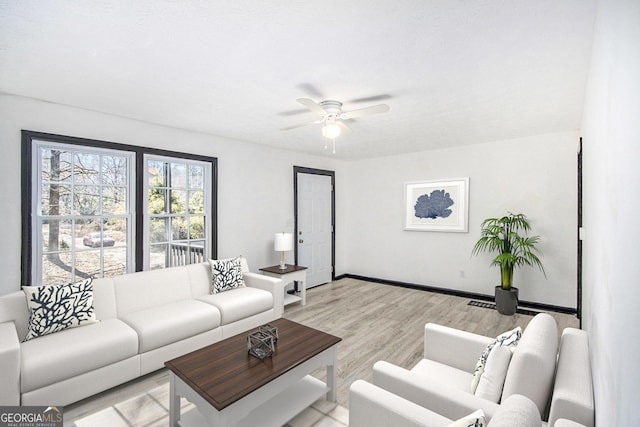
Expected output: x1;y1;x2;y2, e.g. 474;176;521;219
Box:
259;265;308;306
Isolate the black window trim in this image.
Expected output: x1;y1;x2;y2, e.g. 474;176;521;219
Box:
21;130;218;286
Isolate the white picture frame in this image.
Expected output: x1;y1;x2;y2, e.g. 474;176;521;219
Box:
404;177;469;232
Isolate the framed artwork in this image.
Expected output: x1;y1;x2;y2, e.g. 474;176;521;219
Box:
404;177;469;232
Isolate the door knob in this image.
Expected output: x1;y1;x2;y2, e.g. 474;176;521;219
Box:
299;239;304;243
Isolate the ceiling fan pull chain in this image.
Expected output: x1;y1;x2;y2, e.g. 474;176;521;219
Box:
332;139;336;154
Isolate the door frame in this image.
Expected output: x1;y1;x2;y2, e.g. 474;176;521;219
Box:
293;166;336;282
577;138;583;325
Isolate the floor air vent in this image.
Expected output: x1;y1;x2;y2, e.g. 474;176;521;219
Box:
467;300;541;316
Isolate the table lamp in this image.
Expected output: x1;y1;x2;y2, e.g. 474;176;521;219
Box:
274;232;293;269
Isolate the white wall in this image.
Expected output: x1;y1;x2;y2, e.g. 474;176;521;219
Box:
344;131;578;308
0;94;345;295
580;0;640;424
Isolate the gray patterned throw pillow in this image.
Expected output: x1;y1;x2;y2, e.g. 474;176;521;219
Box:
208;256;246;294
23;278;98;341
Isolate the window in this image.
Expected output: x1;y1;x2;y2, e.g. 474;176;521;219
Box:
144;155;212;269
34;142;134;285
21;131;217;286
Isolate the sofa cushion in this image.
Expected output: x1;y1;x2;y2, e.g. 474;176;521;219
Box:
113;266;192;316
23;278;98;341
411;358;474;392
197;286;273;325
471;326;521;393
474;344;513;402
209;257;245;294
119;300;221;353
21;318;138;392
502;313;558;416
487;394;541;427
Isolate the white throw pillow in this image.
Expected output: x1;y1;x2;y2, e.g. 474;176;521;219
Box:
208;256;245;294
471;326;521;394
474;344;513;402
446;409;487;427
23;278;98;341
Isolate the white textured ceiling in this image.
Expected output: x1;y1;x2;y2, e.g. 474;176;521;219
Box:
0;0;596;159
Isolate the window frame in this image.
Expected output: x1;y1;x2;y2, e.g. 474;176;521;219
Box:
143;153;213;270
21;130;218;286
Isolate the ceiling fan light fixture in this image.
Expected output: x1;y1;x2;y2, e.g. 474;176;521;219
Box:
322;123;341;139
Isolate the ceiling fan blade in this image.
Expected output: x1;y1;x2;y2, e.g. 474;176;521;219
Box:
342;104;390;119
336;121;352;134
348;94;392;103
297;98;327;115
296;83;324;99
278;108;312;117
280;119;322;131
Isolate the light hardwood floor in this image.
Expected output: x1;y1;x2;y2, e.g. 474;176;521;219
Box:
283;277;579;408
64;278;579;425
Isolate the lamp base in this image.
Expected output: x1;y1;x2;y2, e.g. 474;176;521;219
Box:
279;261;287;270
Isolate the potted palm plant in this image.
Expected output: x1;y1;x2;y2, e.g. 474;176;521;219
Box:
471;212;545;315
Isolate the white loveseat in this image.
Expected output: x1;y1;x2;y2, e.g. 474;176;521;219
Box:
0;259;284;406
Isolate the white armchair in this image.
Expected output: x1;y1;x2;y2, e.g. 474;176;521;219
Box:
349;382;542;427
362;313;559;422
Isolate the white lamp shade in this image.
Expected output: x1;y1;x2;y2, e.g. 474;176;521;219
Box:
274;233;293;251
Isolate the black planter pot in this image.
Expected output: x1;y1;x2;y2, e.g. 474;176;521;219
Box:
495;286;519;315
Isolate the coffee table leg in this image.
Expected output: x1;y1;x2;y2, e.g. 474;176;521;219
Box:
169;374;180;426
326;347;337;402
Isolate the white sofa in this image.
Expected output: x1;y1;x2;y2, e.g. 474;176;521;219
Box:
349;317;594;427
0;259;284;406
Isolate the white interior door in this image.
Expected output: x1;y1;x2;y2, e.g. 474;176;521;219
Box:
297;173;333;288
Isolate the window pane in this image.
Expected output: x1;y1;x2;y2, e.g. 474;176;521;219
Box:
170;163;187;188
188;190;204;214
103;186;127;215
74;185;100;215
150;218;168;243
147;160;166;187
150;244;168;270
189;165;204;190
41;148;72;183
189;241;205;264
102;247;127;277
102;155;128;186
73;153;100;185
189;216;205;240
148;188;166;214
42;219;72;253
41;252;74;286
74;250;103;278
170;189;187;214
102;218;127;247
171;217;187;240
41;184;71;216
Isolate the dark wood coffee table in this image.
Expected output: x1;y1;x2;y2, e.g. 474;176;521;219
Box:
165;318;341;427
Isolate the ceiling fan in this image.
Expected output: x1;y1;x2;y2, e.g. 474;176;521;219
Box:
280;98;390;153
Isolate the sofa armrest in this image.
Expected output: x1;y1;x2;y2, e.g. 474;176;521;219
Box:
243;272;284;318
373;361;499;421
349;380;452;427
0;321;21;405
424;323;493;372
547;328;594;427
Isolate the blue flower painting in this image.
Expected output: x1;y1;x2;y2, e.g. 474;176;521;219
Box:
414;189;454;219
